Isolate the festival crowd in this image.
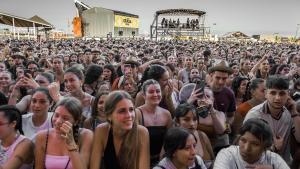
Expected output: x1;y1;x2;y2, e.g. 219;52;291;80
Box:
0;38;300;169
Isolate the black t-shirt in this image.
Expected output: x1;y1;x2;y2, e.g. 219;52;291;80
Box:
0;91;8;105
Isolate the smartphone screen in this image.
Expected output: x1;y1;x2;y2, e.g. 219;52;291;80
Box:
194;80;205;97
24;69;32;78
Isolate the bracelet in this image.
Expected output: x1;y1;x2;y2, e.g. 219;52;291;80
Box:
291;114;299;118
67;144;79;152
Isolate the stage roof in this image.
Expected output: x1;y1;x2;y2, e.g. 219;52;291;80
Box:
0;11;54;29
156;9;206;16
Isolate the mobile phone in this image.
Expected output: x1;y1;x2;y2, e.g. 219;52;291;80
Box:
194;80;205;97
24;69;32;78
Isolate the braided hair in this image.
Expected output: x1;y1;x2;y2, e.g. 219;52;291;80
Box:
54;97;82;144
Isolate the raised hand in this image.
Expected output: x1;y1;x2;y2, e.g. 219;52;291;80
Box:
48;81;61;102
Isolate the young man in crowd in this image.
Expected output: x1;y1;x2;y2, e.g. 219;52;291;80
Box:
207;60;236;152
244;75;300;164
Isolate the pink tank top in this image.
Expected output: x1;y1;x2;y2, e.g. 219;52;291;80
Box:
45;155;72;169
0;135;32;169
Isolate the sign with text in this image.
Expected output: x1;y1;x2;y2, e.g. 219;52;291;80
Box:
114;15;139;28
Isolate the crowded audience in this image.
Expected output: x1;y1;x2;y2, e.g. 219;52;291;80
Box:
0;38;300;169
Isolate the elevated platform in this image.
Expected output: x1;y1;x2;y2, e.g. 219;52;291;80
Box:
150;9;210;40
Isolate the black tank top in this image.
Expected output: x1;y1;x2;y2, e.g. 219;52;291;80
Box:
138;108;167;167
103;128;121;169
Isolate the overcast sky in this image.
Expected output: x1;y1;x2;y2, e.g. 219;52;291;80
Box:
1;0;300;36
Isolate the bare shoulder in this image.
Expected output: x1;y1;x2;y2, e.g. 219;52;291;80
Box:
95;122;109;130
135;91;143;100
80;128;94;139
137;125;149;138
94;123;110;137
35;129;49;143
159;107;172;118
16;137;33;148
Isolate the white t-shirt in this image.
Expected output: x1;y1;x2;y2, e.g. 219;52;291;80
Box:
22;112;53;140
214;145;289;169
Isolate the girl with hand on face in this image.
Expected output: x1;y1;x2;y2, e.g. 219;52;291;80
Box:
90;91;150;169
136;64;178;116
34;97;93;169
214;118;289;169
136;79;173;167
174;103;215;169
0;105;33;169
153;127;207;169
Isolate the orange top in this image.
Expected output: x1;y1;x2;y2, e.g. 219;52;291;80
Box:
236;102;252;117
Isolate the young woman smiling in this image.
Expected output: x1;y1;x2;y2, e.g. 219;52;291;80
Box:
136;79;172;167
90;91;150;169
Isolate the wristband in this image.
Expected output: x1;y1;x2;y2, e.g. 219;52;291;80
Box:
291;114;299;118
67;144;79;152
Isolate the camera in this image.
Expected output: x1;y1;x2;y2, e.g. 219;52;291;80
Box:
196;106;209;118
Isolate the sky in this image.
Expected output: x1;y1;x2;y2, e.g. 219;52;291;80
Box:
1;0;300;36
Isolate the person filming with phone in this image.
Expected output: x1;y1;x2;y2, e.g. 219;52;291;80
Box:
180;81;226;155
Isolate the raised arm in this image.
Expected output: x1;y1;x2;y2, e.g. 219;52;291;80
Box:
138;59;160;73
249;54;268;79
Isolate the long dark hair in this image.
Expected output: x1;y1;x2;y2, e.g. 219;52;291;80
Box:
138;64;167;92
231;76;248;102
104;91;140;169
103;64;117;85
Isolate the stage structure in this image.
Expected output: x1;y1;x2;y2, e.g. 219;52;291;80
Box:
0;11;53;39
74;0;139;38
150;9;210;40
